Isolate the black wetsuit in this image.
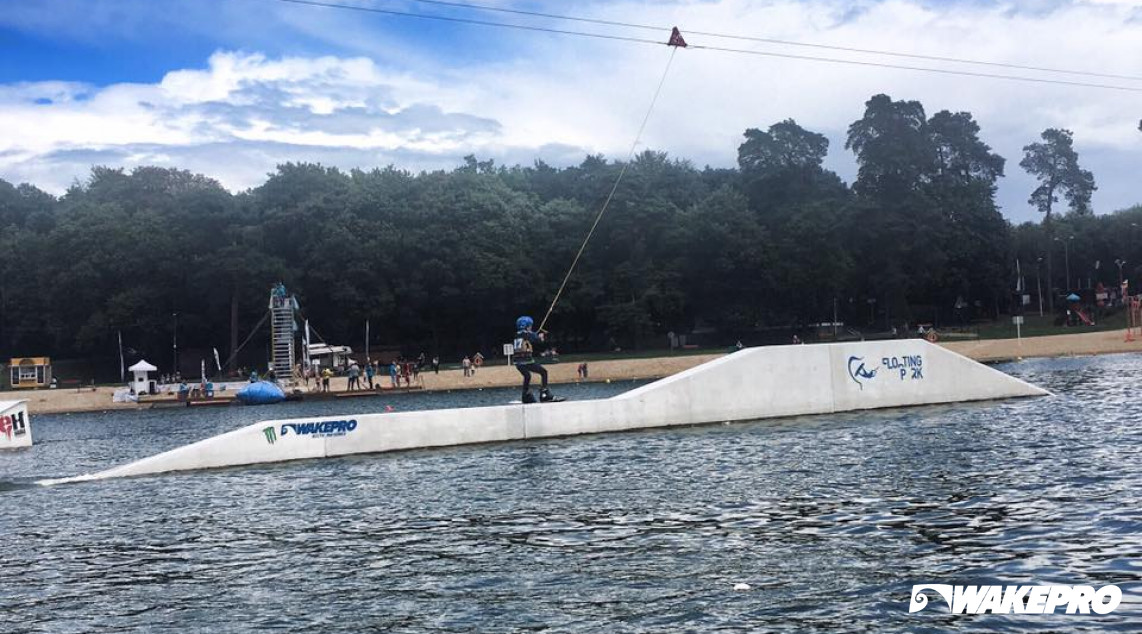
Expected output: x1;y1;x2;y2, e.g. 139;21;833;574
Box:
513;330;548;396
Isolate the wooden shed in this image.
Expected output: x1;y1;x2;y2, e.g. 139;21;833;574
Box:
9;357;51;389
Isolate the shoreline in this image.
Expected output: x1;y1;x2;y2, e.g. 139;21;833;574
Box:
6;329;1140;415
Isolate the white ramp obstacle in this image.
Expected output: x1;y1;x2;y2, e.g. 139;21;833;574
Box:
0;400;32;450
40;341;1047;483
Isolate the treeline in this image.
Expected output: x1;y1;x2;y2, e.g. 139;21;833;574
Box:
0;93;1138;369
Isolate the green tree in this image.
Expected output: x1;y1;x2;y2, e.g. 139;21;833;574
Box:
926;110;1009;319
1020;128;1096;221
846;96;1010;326
846;94;934;200
846;95;943;325
1020;128;1097;305
738;119;844;215
0;92;1128;369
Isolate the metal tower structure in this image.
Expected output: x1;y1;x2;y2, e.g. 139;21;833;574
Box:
268;283;298;384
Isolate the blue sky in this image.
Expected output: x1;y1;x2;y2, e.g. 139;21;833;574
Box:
1;0;1139;221
0;0;551;83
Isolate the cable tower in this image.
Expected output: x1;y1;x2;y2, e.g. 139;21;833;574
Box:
268;283;299;384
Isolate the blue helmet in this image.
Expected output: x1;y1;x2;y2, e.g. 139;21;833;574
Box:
516;315;534;331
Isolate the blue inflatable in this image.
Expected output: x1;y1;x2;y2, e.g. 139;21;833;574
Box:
235;380;286;405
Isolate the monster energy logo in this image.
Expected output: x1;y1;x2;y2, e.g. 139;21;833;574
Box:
263;426;277;445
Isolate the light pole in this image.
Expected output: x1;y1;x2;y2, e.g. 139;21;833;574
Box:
172;312;179;378
1055;235;1074;292
832;297;838;339
1117;258;1127;288
1036;257;1044;316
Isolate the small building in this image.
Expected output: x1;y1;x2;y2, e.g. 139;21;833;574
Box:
0;400;31;449
9;357;51;389
307;344;353;370
812;322;845;341
128;360;158;395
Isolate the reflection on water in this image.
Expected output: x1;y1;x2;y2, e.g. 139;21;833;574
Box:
1;359;1140;632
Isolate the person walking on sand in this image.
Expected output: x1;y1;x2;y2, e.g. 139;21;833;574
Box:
513;315;559;403
462;356;471;378
347;363;360;391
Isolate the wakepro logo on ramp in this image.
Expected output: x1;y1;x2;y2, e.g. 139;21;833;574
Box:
847;354;924;390
264;419;358;444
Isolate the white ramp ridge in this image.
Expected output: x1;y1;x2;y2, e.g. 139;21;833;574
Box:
42;341;1047;482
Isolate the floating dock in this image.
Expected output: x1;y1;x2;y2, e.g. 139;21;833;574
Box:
40;341;1048;483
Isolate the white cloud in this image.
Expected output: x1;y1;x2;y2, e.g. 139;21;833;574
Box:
0;51;508;187
0;0;1139;220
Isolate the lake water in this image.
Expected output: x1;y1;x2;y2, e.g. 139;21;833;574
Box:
1;358;1139;632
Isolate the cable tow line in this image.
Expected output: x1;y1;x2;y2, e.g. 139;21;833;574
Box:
537;28;686;333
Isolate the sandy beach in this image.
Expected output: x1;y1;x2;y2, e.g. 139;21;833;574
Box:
940;328;1142;362
5;329;1139;415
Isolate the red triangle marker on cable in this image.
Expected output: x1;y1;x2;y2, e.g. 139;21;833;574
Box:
668;26;688;48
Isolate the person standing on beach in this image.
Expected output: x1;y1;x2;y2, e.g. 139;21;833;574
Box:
321;367;332;392
347;363;360;391
365;361;375;390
